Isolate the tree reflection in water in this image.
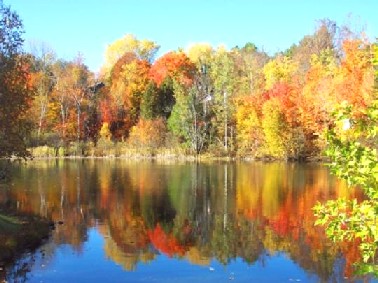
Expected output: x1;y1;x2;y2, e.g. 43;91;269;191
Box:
0;160;371;281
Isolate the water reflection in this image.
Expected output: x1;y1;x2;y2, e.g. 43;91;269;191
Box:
0;160;370;282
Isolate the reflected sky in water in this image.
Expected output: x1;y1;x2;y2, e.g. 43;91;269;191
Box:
26;228;323;283
1;160;376;282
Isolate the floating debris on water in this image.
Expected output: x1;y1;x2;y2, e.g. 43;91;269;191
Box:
229;272;235;280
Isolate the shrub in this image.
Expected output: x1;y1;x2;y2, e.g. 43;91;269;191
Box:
128;118;167;152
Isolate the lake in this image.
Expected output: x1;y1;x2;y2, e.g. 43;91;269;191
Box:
0;160;376;282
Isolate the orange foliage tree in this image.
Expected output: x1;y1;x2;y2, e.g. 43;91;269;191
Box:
149;51;195;87
0;2;35;158
49;59;92;143
128;118;167;150
148;224;186;257
107;53;151;139
142;51;195;120
335;39;374;108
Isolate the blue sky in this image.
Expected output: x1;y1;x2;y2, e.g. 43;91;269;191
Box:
8;0;378;73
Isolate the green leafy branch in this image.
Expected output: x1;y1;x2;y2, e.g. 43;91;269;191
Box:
314;43;378;275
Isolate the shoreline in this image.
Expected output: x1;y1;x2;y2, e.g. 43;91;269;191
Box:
0;209;52;275
26;156;327;163
25;151;327;163
26;144;327;163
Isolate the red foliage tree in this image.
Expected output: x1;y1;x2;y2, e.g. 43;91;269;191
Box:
148;223;186;257
149;51;195;87
262;82;299;127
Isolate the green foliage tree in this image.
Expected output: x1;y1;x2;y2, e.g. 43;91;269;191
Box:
140;78;175;120
168;77;209;154
156;77;176;119
187;69;213;154
140;82;158;120
167;83;191;147
210;47;237;152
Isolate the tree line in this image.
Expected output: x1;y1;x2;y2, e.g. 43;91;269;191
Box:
1;1;377;159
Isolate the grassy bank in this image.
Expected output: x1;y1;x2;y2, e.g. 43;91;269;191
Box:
0;209;51;265
28;143;228;161
28;143;324;162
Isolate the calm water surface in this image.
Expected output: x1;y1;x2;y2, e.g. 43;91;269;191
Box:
1;160;376;282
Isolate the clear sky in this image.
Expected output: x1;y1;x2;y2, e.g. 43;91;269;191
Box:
7;0;378;73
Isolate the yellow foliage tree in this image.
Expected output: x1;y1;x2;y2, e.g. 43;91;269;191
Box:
263;55;298;90
261;98;288;158
128;118;167;151
235;97;262;156
102;34;159;78
186;43;213;69
109;58;151;135
99;122;111;141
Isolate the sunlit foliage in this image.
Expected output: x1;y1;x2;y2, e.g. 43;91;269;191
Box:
0;2;35;159
314;43;378;276
2;7;376;159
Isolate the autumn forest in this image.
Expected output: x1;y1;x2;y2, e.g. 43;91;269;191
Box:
1;3;377;160
3;1;378;280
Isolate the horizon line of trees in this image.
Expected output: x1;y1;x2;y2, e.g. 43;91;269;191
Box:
1;1;377;159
